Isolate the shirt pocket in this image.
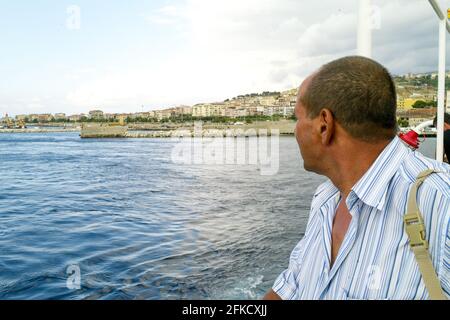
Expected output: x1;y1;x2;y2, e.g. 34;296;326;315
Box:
338;287;394;300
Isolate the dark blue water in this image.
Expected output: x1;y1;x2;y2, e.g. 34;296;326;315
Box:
0;133;438;300
0;133;327;300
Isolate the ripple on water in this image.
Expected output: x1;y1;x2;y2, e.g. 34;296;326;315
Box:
0;133;330;299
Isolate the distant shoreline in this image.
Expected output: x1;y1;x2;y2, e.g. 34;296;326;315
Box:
0;128;80;134
0;120;298;137
0;120;438;138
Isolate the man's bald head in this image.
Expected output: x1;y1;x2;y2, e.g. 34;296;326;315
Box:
300;56;398;142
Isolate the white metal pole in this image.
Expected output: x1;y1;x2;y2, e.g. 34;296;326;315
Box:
436;17;446;161
357;0;372;58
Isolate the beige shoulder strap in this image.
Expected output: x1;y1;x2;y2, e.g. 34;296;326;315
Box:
404;169;447;300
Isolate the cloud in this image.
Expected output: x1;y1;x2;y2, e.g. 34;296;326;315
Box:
372;0;441;72
58;0;450;114
144;5;187;25
297;11;357;58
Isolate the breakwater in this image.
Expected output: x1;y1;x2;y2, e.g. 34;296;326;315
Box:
80;120;296;138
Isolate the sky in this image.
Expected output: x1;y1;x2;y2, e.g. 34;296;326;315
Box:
1;0;449;117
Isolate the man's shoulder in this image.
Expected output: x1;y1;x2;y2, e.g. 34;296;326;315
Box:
399;151;450;197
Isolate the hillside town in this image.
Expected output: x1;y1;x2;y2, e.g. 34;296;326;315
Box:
2;72;450;129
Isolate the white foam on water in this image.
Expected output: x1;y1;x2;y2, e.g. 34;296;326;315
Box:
214;274;265;300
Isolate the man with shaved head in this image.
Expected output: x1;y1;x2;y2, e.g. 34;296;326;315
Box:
264;56;450;300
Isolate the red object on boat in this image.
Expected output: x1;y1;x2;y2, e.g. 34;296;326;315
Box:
399;130;419;149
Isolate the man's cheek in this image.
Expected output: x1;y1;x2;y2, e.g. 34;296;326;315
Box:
294;124;301;140
295;131;302;146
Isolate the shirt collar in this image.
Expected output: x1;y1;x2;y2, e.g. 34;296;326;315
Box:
349;136;410;211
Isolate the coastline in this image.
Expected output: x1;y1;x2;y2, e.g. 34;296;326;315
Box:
0;121;438;138
0;128;80;134
0;120;297;138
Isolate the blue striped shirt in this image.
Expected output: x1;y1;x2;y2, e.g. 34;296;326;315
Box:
273;137;450;300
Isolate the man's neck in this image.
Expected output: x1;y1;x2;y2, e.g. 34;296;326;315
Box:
323;138;392;198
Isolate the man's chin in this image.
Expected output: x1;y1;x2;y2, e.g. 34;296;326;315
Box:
303;160;322;174
302;162;315;173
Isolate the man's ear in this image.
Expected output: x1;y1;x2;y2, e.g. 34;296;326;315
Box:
317;108;334;145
